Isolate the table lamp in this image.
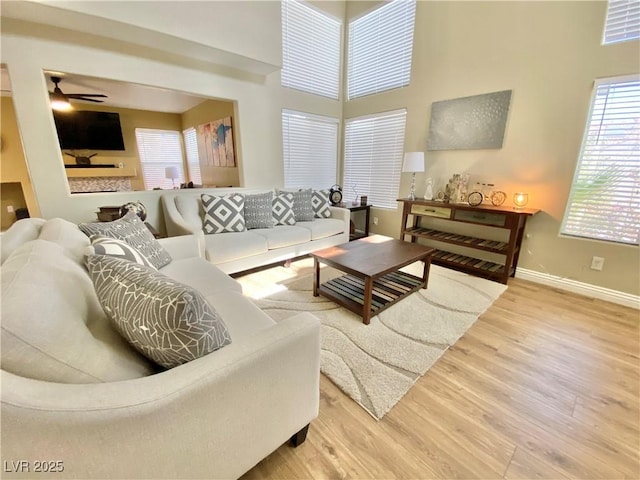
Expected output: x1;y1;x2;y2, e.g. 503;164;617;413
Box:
165;166;179;189
402;152;424;200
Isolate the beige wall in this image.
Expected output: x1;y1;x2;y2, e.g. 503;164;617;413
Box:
0;96;40;226
344;0;639;295
181;99;239;187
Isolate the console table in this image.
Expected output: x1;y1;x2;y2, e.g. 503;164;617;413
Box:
398;198;539;284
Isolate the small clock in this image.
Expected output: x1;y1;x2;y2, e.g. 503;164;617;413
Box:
467;191;484;206
329;184;343;206
491;190;507;206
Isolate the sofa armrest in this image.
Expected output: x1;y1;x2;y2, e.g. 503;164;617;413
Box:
330;206;350;233
160;194;203;237
1;313;321;480
157;233;203;260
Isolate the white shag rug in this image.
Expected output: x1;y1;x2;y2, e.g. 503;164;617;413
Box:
237;259;507;420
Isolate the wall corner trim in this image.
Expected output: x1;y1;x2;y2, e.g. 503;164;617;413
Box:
515;268;640;310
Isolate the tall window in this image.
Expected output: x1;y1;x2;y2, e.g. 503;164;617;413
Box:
282;109;339;190
281;0;341;99
135;128;185;190
603;0;640;44
347;0;416;100
561;76;640;245
343;109;407;209
182;127;203;185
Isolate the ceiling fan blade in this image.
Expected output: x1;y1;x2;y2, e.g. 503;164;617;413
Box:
71;97;104;103
67;93;108;98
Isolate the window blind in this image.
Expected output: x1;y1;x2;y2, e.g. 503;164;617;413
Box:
560;76;640;245
603;0;640;44
183;127;203;185
347;0;416;100
135;128;185;190
281;0;341;99
282;109;339;190
343;109;407;209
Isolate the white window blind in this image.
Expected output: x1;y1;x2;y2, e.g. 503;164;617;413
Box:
343;109;407;209
282;109;339;190
603;0;640;44
282;0;341;99
135;128;185;190
182;127;203;185
561;76;640;245
347;0;416;100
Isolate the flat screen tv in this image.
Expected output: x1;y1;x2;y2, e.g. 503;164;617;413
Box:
53;110;125;151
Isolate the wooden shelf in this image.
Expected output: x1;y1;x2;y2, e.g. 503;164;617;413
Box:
398;198;539;284
65;167;136;178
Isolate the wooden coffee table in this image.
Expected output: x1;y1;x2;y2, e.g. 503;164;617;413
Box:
311;235;435;325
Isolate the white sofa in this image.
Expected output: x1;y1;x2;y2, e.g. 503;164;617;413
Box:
1;217;321;479
161;188;350;274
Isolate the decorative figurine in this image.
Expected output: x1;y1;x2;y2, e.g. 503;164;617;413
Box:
423;178;433;200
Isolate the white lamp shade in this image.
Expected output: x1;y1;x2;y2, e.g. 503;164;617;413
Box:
402;152;425;173
165;166;179;180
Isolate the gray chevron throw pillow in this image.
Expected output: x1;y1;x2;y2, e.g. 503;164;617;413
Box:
272;192;296;225
86;255;231;369
201;193;246;234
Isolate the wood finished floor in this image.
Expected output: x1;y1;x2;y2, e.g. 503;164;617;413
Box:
241;277;640;480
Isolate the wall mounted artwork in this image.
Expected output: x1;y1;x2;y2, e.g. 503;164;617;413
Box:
427;90;512;151
197;116;236;167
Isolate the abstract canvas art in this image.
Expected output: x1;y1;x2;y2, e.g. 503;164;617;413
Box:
427;90;512;150
197;117;236;167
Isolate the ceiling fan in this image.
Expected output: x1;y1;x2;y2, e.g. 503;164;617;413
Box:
49;76;107;108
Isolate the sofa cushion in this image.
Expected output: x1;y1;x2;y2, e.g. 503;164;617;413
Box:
297;218;345;240
272;192;296;226
159;257;243;296
79;212;172;269
202;193;246;234
1;240;155;383
39;218;91;265
312;189;331;218
244;191;274;230
90;235;156;269
203;231;268;264
290;189;315;222
0;218;46;264
203;291;275;343
251;226;311;250
86;255;232;369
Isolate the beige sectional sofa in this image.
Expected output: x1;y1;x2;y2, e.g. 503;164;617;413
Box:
161;188;350;274
1;217;321;479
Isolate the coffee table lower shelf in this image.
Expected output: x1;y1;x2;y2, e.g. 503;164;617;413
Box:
318;271;424;321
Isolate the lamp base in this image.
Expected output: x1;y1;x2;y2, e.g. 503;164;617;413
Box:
408;172;417;200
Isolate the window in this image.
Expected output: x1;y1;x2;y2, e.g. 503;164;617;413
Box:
561;76;640;245
603;0;640;44
343;109;407;209
347;0;416;100
135;128;185;190
182;127;203;185
282;109;339;190
281;0;341;99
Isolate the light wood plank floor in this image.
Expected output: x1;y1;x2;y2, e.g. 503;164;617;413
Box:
241;277;639;480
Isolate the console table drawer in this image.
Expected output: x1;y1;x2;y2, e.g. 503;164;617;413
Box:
454;210;506;227
411;205;451;219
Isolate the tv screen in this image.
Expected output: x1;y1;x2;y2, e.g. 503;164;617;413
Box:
53;110;125;151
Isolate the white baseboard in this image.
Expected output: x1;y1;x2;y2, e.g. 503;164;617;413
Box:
515;268;640;310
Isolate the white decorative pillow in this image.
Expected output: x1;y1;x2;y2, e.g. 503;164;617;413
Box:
86;255;232;369
272;192;296;225
79;212;172;269
312;189;331;218
90;235;156;269
201;193;246;234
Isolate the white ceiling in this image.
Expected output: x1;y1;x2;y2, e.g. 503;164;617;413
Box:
2;68;209;114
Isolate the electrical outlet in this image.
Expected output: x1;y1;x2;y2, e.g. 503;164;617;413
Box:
373;217;378;225
590;256;605;271
6;205;14;213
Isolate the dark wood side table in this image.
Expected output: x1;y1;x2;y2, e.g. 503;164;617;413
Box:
343;204;371;241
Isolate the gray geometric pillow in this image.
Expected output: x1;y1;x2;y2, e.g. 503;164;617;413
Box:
86;255;232;369
244;192;274;229
312;189;331;218
290;189;315;222
201;193;246;234
272;192;296;225
90;235;156;269
79;212;172;269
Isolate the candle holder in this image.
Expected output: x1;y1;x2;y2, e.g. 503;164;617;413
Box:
513;192;529;209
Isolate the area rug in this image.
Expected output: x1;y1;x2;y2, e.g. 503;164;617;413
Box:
237;259;507;420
